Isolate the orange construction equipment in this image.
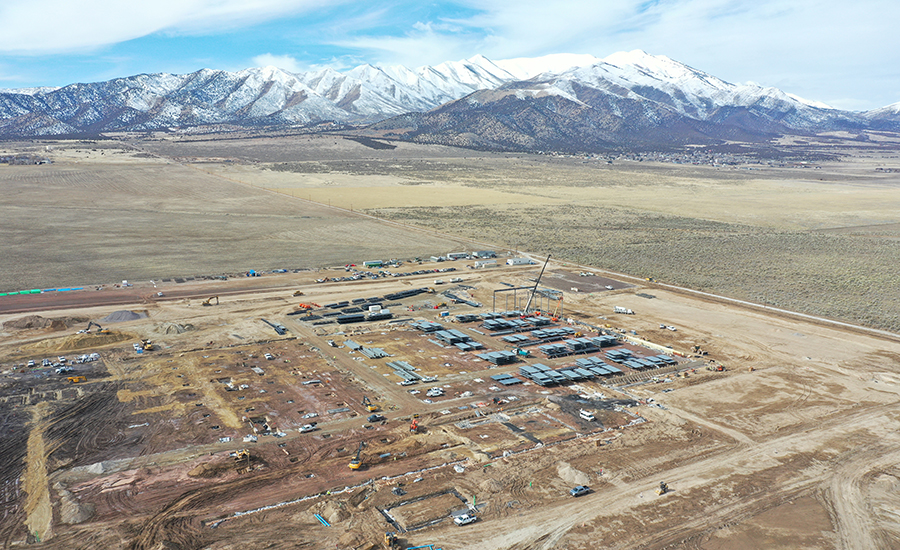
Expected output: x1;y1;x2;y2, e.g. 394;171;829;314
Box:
349;442;364;470
409;418;419;433
67;376;86;383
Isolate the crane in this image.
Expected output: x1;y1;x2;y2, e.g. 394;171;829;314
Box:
523;254;551;315
348;442;364;470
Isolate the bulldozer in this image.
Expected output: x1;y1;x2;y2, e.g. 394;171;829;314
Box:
67;376;86;384
349;442;364;470
363;396;379;412
657;481;669;495
202;296;219;306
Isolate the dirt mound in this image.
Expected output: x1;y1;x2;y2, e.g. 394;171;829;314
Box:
557;462;590;486
479;479;503;493
321;501;350;524
20;331;135;354
163;323;194;335
100;310;147;323
188;460;233;478
3;314;88;331
57;487;95;524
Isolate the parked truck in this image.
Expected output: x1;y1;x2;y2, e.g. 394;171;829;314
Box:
614;306;634;315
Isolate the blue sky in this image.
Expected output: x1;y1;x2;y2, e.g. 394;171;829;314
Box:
0;0;895;110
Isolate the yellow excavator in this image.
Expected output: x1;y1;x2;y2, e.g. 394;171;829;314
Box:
349;442;364;470
85;321;111;334
657;481;669;495
140;339;153;351
363;396;379;412
202;296;219;306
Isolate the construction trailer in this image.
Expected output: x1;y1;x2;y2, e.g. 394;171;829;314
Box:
506;257;533;266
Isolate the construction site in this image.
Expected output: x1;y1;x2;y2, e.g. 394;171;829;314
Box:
2;254;900;550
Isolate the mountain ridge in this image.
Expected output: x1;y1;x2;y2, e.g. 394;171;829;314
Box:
0;51;895;150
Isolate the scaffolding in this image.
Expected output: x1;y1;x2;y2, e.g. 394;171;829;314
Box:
492;286;563;317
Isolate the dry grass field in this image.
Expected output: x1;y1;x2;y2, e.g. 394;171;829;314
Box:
3;132;900;334
0;140;467;291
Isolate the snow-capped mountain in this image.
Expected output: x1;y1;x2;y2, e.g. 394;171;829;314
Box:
0;51;894;148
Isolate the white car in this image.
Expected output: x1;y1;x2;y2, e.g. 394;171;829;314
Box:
299;424;317;433
264;353;274;360
454;513;477;526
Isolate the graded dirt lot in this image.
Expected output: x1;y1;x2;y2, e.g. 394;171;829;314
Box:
1;263;900;549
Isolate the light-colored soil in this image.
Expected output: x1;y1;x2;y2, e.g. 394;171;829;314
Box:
1;132;900;549
1;262;900;549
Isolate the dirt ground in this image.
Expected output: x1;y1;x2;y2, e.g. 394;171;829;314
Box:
2;132;900;549
1;260;900;549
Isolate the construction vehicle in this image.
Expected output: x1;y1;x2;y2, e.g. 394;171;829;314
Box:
140;339;153;351
383;532;399;549
67;376;86;383
657;481;669;495
409;418;419;433
81;321;111;334
202;296;219;306
363;396;379;412
293;290;305;297
691;345;708;356
348;442;364;470
512;347;530;357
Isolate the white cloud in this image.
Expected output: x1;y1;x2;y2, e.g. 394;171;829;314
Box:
328;0;899;109
0;0;344;54
251;54;304;73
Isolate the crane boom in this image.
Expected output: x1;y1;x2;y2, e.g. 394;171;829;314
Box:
523;254;551;315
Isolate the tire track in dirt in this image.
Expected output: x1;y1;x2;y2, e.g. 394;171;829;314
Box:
827;439;900;550
438;401;900;550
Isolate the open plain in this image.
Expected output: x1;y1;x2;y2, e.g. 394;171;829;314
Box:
1;132;900;549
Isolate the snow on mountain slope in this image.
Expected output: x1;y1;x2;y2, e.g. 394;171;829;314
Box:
0;50;890;139
494;53;602;80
